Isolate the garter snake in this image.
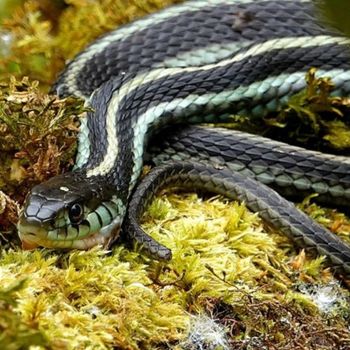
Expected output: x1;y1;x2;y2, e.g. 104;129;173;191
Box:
17;0;350;275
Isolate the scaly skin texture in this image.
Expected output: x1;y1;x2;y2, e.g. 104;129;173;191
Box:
149;126;350;206
52;0;338;99
17;0;350;275
123;162;350;275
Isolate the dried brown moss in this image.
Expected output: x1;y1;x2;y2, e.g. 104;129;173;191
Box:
0;77;83;199
0;76;84;237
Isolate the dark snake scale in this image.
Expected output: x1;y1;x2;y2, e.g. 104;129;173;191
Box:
17;0;350;276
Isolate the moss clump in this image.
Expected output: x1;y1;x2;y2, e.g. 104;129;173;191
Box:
298;196;350;246
0;191;20;248
264;68;350;151
0;1;58;88
0;0;184;88
0;77;84;199
140;192;350;349
1;194;349;349
0;76;84;237
0;279;48;349
318;0;350;38
224;68;350;152
0;248;189;349
1;1;350;349
0;0;24;23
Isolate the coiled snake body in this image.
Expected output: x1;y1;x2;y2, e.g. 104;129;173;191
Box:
18;0;350;275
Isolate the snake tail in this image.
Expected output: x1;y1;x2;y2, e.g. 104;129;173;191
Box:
125;161;350;276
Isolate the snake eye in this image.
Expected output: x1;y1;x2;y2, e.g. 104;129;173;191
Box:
69;203;84;224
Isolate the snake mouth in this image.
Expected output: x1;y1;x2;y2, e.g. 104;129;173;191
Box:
20;233;115;250
18;222;119;250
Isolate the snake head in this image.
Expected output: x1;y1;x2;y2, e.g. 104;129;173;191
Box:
18;172;125;250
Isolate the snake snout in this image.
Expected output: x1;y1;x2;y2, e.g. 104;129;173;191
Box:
17;215;50;250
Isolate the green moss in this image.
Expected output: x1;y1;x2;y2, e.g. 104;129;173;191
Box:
0;278;48;349
319;0;350;38
2;193;350;349
140;192;350;348
0;0;184;88
1;0;350;349
224;68;350;152
0;248;189;349
264;68;350;150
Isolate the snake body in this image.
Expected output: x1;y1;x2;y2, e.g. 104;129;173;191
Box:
124;162;350;269
17;0;350;275
149;126;350;207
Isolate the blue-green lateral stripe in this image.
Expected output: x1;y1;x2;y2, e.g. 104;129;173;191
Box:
85;35;350;177
127;68;350;190
61;0;258;97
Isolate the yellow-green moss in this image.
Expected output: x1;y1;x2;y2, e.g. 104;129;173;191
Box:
0;278;48;349
0;0;184;89
0;248;189;349
1;193;350;349
271;68;350;150
1;0;350;349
